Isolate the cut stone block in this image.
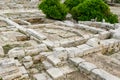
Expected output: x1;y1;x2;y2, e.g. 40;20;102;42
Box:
33;73;47;80
19;66;28;74
23;56;32;62
42;40;55;49
27;29;47;40
53;47;68;60
0;58;22;80
69;58;85;66
40;52;53;61
91;69;120;80
25;48;40;56
33;73;53;80
23;61;33;69
99;31;111;40
47;55;61;66
78;62;97;74
66;47;84;57
86;38;100;47
8;47;25;58
36;44;48;52
0;46;4;57
47;68;64;80
77;44;93;55
59;65;78;76
15;60;22;67
42;61;53;70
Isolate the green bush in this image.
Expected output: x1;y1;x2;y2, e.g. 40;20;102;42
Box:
64;0;84;10
71;0;118;23
38;0;68;20
115;0;120;3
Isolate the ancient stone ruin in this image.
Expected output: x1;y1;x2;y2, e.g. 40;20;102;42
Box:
0;0;120;80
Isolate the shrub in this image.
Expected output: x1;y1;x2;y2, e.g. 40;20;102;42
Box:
71;0;118;23
115;0;120;3
64;0;84;10
38;0;68;20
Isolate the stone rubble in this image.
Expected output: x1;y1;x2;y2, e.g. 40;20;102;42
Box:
0;0;120;80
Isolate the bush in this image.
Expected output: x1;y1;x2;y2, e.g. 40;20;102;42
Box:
64;0;84;10
38;0;68;20
115;0;120;3
71;0;118;23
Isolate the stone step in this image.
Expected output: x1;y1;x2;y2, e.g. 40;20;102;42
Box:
42;60;53;70
47;55;62;67
69;57;120;80
33;72;53;80
46;67;64;80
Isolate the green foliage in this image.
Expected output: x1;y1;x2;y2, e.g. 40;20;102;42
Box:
38;0;68;20
71;0;118;23
102;0;108;3
115;0;120;3
64;0;84;10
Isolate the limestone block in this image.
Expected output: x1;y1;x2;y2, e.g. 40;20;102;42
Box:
8;47;25;58
66;47;84;57
0;46;4;57
86;38;100;47
64;20;75;27
60;39;75;47
69;58;85;66
27;29;47;40
15;60;22;67
99;31;111;40
23;61;33;69
33;73;53;80
40;52;53;61
47;68;64;80
53;47;68;60
78;62;97;74
36;44;48;52
23;56;32;62
25;48;40;56
42;40;55;49
47;55;61;66
77;44;93;55
91;69;120;80
113;29;120;39
59;65;78;79
42;61;53;70
0;58;22;80
19;66;28;74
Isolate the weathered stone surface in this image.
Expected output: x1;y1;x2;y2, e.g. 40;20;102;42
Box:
33;73;53;80
8;47;25;58
0;46;4;57
27;29;47;40
22;56;33;69
47;68;64;80
53;47;68;60
69;58;85;66
42;40;55;49
91;69;120;80
86;38;100;47
78;62;97;74
0;58;22;80
47;55;61;66
42;61;53;70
